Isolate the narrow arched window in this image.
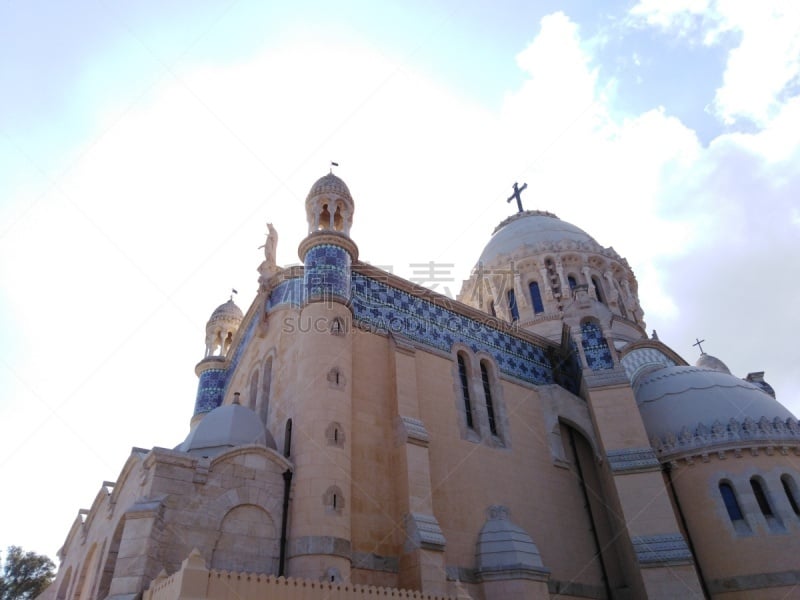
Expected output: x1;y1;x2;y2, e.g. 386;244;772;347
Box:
591;276;605;304
507;289;519;322
719;482;744;521
457;353;474;429
751;477;774;517
568;275;577;290
781;475;800;516
284;419;293;458
248;369;260;411
529;281;544;314
481;361;497;436
260;357;272;425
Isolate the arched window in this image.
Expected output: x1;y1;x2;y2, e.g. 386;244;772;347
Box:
568;275;577;291
260;357;272;425
330;317;345;336
457;353;474;429
284;419;293;458
248;369;260;411
507;289;519;322
751;477;774;517
529;281;544;314
480;361;497;436
591;276;605;304
719;482;744;521
781;475;800;515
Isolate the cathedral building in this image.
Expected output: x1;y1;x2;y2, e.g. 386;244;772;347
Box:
44;173;800;600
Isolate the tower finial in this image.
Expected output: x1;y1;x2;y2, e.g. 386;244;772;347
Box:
692;337;706;355
330;160;339;174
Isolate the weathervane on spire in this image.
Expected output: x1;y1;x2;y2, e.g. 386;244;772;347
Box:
330;161;339;174
693;337;706;354
507;182;528;213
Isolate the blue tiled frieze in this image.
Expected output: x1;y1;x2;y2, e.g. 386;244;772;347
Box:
267;278;305;310
581;321;614;371
305;244;351;300
351;273;553;385
194;368;227;415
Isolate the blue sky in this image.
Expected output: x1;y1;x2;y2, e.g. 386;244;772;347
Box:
1;0;799;561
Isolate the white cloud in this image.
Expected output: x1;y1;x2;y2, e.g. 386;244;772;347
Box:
629;0;800;126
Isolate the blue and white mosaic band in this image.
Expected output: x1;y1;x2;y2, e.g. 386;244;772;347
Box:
304;244;351;301
194;368;227;415
581;321;614;371
351;274;553;385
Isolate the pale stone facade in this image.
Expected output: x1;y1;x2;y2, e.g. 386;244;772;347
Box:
43;174;800;600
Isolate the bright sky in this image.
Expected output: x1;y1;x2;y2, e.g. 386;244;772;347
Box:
1;0;799;563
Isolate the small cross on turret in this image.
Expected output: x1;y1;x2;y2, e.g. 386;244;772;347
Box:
693;337;706;354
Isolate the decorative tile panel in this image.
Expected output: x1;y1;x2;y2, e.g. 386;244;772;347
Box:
581;321;614;371
193;368;227;415
351;274;553;385
266;278;304;310
305;244;351;300
621;347;675;382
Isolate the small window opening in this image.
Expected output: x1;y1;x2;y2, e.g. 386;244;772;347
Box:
751;478;774;517
529;281;544;314
591;276;605;304
719;482;744;521
782;475;800;516
481;362;497;436
567;275;577;291
507;289;519;322
457;353;474;429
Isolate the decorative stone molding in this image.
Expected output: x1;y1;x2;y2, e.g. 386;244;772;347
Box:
708;569;800;594
652;416;800;460
396;416;430;447
606;447;660;473
289;536;351;560
404;513;446;552
631;533;693;566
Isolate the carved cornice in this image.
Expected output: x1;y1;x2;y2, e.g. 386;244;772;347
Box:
652;416;800;461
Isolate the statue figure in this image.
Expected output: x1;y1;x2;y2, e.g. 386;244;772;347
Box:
257;223;280;284
259;223;278;268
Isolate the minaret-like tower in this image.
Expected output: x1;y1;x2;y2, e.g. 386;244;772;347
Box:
191;298;243;428
289;172;359;582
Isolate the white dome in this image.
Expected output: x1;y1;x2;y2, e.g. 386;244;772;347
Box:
636;365;794;443
478;211;601;266
695;352;731;374
178;404;276;457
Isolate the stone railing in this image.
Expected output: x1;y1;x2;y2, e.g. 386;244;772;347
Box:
144;549;468;600
652;416;800;460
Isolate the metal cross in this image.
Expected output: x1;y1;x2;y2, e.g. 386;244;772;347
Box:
693;338;706;354
507;182;527;213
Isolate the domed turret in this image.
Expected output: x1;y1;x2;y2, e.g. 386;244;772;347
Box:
305;172;354;236
695;352;731;374
204;298;243;358
459;210;645;345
